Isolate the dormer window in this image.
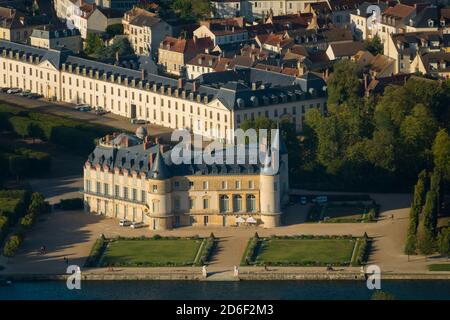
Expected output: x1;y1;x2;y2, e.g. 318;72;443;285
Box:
428;20;434;27
440;19;445;27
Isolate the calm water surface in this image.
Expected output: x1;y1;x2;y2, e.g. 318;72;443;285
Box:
0;280;449;300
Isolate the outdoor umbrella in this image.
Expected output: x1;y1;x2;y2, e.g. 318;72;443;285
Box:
235;217;245;223
246;217;257;224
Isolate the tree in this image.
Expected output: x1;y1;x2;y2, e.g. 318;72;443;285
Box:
364;35;383;55
416;191;437;255
437;228;449;259
84;33;104;55
327;60;362;107
172;0;211;22
104;37;134;60
429;169;442;232
26;122;45;142
8;155;28;182
404;170;427;255
105;24;124;37
432;129;450;181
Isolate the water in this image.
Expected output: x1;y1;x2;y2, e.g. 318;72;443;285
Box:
0;280;449;300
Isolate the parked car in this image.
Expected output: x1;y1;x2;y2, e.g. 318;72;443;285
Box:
0;87;10;93
7;88;21;94
75;103;89;110
313;196;328;204
17;90;31;97
28;93;42;99
119;219;131;227
300;196;307;205
131;118;147;124
130;221;144;229
75;104;91;112
94;107;107;115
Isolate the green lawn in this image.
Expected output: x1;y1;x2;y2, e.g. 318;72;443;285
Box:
99;239;203;267
256;239;356;266
428;264;450;271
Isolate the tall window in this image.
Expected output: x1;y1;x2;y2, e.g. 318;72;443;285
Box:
141;190;146;203
189;197;194;210
104;183;109;196
203;198;209;209
233;195;242;212
115;185;119;197
124;187;128;200
247;195;256;212
220;195;229;213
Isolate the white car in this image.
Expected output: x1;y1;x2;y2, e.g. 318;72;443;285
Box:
130;221;144;229
119;219;131;227
7;88;21;94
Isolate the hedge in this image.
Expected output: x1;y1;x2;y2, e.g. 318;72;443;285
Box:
0;215;8;243
3;234;23;257
0;189;31;223
195;233;216;266
84;236;106;267
0;146;51;178
2;105;109;156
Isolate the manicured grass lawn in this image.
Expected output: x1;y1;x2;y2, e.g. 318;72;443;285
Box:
257;239;356;266
100;239;203;267
428;264;450;271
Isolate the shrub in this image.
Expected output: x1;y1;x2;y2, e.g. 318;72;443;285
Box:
84;237;106;267
152;234;162;240
19;213;34;229
197;235;217;265
3;234;23;257
0;215;8;242
59;198;84;210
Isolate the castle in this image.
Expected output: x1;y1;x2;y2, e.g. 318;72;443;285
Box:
83;127;289;230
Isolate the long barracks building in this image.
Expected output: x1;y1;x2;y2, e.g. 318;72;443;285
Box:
0;39;327;142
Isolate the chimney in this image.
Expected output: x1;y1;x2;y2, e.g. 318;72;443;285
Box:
363;73;368;92
115;51;119;62
141;68;145;80
178;78;185;89
149;152;155;169
192;80;199;92
193;35;197;43
123;135;129;148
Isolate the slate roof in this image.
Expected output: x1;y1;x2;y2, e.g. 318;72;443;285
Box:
87;136;287;179
0;40;326;111
408;6;443;28
31;26;81;39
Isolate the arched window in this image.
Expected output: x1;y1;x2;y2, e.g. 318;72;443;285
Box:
219;195;229;213
246;195;256;212
233;195;242;212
